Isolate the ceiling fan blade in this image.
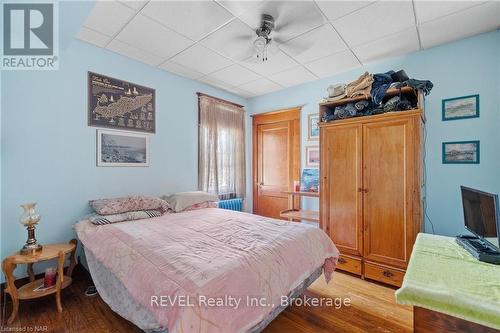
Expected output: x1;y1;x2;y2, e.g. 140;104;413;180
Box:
272;3;324;34
278;38;314;55
272;37;288;44
231;34;253;42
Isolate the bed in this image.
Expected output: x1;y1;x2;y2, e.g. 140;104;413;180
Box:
74;208;339;333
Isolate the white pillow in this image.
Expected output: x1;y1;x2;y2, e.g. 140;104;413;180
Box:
165;191;219;213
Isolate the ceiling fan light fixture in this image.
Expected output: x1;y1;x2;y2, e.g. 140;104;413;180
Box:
253;36;266;52
253;36;269;62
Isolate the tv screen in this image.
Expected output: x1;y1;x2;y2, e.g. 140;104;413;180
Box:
461;186;500;249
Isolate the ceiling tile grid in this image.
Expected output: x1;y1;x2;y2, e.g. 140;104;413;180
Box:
77;0;500;98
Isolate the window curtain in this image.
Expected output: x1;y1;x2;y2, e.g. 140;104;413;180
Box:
198;95;246;200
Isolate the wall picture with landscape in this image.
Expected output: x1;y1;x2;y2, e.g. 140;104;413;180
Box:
442;141;480;164
442;95;479;121
97;129;149;167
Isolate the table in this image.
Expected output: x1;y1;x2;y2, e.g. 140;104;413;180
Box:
2;239;77;324
396;233;500;332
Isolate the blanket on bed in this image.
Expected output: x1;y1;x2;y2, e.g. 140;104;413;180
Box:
74;208;339;333
395;233;500;330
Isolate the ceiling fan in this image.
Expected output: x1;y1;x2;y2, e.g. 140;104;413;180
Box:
253;14;275;61
250;13;312;62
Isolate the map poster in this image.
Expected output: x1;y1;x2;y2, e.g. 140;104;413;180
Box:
88;72;155;133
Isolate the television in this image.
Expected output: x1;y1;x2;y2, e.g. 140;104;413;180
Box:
461;186;500;249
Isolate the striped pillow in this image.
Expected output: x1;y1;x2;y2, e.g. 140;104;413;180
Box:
89;209;162;225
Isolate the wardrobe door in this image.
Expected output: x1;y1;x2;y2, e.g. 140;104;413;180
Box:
320;123;363;257
362;117;416;269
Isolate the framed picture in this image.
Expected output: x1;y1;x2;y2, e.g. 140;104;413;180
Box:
305;146;319;168
442;95;479;121
97;129;149;167
300;168;319;192
88;72;156;133
307;114;320;141
442;141;480;164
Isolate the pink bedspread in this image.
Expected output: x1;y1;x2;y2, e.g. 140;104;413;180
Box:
74;208;339;332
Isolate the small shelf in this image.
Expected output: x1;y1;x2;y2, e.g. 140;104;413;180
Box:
282;191;319;198
280;209;319;222
16;276;72;300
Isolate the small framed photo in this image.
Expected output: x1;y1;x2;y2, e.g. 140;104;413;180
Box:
97;129;149;167
307;114;320;141
442;141;480;164
442;95;479;121
305;146;319;168
300;168;319;192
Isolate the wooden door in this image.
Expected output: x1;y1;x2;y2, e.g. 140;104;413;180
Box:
320;123;363;257
362;117;417;269
253;109;300;219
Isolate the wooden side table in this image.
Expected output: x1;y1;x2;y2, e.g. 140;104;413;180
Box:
2;239;77;324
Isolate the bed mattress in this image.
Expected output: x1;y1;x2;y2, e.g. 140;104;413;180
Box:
75;208;338;332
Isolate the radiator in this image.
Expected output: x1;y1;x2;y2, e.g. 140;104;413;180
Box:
218;198;243;212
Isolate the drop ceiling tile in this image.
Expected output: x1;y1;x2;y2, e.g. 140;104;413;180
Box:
268;66;317;87
414;1;486;24
171;44;233;75
225;86;254;98
141;1;234;41
304;50;360;78
216;0;263;17
118;0;147;11
115;14;193;59
205;64;261;87
279;24;347;63
106;39;164;66
241;47;298;75
419;2;500;49
333;0;415;47
239;1;326;42
201;19;256;61
83;1;136;37
238;78;282;96
198;75;231;90
315;1;375;21
353;27;420;64
76;27;111;48
159;61;205;80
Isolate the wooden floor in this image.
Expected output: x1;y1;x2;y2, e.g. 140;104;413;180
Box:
1;267;412;332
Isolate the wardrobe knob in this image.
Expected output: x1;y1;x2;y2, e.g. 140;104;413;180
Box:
382;270;394;278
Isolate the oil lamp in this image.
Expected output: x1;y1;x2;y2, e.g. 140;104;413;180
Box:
19;202;42;255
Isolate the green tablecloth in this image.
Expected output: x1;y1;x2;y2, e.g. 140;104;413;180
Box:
395;233;500;330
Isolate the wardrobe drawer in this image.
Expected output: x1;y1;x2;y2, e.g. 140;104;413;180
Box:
336;255;362;275
364;262;405;287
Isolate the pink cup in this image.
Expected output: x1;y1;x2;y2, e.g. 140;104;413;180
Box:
44;267;57;288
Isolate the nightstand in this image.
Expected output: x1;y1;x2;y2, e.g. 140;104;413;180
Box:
2;239;77;324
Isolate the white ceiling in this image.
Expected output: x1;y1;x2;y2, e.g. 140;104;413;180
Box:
77;0;500;98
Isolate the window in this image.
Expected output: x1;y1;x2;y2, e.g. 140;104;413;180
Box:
198;94;245;200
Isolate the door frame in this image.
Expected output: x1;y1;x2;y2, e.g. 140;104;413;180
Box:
251;107;301;215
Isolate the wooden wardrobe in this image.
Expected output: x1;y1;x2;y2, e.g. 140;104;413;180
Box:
319;88;424;287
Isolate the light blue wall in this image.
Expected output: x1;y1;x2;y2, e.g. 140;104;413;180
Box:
0;2;246;279
246;30;500;237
